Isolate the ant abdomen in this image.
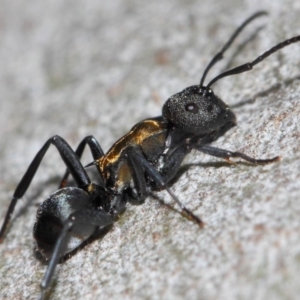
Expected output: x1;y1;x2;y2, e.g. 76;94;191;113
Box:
33;187;95;259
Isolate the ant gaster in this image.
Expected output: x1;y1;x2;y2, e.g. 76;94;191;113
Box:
1;11;300;299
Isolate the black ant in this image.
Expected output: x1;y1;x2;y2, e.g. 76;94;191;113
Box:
0;11;299;299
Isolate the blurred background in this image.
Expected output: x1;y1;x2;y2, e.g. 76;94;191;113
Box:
0;0;300;299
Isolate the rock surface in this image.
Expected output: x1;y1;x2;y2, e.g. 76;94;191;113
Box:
0;1;300;299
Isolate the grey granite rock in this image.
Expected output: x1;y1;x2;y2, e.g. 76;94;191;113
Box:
1;1;300;300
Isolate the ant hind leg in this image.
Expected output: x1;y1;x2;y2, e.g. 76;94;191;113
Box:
39;207;114;300
0;135;91;242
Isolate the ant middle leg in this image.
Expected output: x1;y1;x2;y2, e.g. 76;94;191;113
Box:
126;147;204;227
196;145;280;164
59;135;105;189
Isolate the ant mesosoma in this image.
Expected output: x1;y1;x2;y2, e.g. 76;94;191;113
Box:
0;11;300;299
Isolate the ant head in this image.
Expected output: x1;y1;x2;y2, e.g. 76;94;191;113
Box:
162;85;236;134
163;12;300;136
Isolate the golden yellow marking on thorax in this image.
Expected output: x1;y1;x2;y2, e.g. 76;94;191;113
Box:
97;119;166;172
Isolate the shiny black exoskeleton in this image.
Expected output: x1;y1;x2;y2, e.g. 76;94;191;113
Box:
1;11;300;299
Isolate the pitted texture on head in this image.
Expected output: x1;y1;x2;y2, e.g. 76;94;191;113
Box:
162;86;234;133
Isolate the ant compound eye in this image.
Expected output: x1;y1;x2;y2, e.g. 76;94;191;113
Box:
185;103;199;114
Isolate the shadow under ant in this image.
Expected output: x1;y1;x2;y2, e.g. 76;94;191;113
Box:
169;158;269;186
34;224;114;264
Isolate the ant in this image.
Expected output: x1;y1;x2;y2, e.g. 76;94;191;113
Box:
0;11;300;300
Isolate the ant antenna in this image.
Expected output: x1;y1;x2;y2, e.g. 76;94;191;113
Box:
199;11;268;87
207;35;300;88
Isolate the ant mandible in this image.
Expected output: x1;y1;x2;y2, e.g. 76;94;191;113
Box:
0;11;299;299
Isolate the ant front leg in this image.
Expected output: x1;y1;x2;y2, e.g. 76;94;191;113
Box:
126;147;204;227
196;145;280;164
59;135;105;189
0;135;91;242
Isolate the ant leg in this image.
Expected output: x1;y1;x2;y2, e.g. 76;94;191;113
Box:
126;147;204;227
39;208;114;300
59;135;105;189
0;135;91;242
196;145;280;164
125;148;149;204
